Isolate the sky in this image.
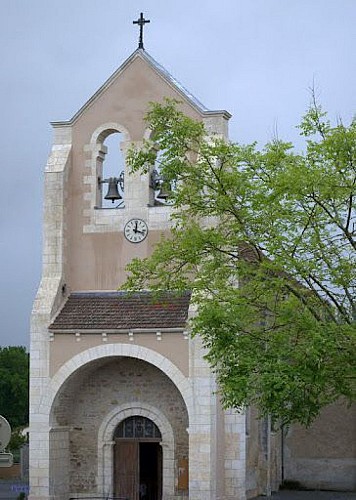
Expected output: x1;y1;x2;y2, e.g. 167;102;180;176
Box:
0;0;355;348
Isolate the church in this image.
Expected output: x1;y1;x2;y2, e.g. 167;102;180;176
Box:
29;14;355;500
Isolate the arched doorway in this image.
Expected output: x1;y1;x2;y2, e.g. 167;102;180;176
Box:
47;348;191;498
114;416;162;500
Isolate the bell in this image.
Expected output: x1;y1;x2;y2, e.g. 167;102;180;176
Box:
104;177;122;203
156;180;172;201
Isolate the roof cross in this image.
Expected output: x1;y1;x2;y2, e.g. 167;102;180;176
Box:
133;12;150;50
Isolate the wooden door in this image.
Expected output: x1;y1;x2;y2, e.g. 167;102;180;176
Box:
115;440;139;500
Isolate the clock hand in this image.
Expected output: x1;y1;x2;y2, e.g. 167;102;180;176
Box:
134;221;138;233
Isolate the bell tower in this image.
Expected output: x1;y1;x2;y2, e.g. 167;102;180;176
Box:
47;45;230;292
29;18;250;500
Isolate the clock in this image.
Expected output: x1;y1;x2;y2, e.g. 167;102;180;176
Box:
124;218;148;243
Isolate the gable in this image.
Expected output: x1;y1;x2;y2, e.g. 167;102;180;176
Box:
51;49;230;132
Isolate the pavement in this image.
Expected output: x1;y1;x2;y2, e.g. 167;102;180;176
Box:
1;482;355;500
253;491;356;500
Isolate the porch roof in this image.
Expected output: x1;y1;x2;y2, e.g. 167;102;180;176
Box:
49;291;191;332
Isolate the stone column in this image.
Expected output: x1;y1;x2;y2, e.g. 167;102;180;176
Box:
98;440;115;497
188;336;217;500
224;408;246;499
29;126;71;500
49;427;70;500
120;140;151;210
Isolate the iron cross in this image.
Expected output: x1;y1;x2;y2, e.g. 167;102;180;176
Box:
133;12;150;49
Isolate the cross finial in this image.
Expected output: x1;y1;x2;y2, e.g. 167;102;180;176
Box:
133;12;150;50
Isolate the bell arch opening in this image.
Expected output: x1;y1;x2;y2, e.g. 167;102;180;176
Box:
97;131;125;209
144;128;177;207
148;148;175;206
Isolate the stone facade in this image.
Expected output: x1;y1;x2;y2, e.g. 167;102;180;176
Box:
52;357;188;495
29;47;243;500
29;47;355;500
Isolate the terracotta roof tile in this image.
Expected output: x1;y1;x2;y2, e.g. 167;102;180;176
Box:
49;291;191;331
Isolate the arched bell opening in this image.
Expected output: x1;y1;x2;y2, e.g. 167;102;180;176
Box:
114;416;163;500
145;129;175;207
149;149;176;207
96;131;125;209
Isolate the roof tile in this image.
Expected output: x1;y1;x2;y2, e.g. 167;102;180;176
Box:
49;291;191;331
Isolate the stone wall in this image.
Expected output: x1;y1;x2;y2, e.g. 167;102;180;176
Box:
245;407;282;499
284;400;356;491
49;428;70;500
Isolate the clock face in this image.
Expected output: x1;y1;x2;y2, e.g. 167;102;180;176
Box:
124;218;148;243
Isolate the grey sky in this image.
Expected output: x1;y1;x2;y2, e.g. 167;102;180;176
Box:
0;0;355;347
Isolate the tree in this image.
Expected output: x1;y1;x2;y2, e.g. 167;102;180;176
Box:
125;99;356;426
0;346;29;428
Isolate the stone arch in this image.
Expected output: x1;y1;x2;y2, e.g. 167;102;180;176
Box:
84;122;131;215
90;122;130;145
46;344;193;422
98;402;175;497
